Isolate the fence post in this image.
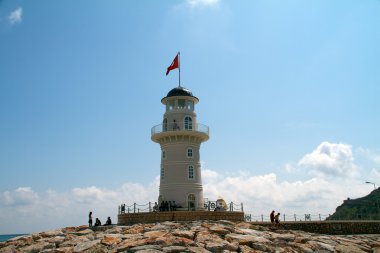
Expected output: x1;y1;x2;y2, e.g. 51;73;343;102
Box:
149;202;152;212
230;202;233;212
118;205;120;215
294;214;296;221
319;214;321;221
261;214;263;222
283;214;285;222
304;214;306;221
241;203;244;212
208;201;211;211
134;203;136;213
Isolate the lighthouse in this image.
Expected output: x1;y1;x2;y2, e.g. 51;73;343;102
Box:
151;86;209;211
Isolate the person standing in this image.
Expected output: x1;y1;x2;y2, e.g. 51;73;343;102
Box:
274;212;280;228
270;210;275;223
88;211;93;227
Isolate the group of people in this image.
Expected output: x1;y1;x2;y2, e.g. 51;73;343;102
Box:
270;210;281;228
88;211;112;227
153;201;179;212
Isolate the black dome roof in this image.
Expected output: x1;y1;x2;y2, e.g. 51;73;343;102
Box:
166;86;194;97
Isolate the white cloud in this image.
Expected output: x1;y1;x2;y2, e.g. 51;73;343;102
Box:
298;141;359;178
186;0;219;7
1;187;39;206
0;181;159;234
8;7;22;25
357;147;380;166
202;170;364;217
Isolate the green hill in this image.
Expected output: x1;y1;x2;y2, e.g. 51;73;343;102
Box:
327;187;380;220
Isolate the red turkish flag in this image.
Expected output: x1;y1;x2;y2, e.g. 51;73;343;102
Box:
166;54;179;75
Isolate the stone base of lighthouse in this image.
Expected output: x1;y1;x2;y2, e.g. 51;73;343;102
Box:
118;211;244;225
159;183;204;211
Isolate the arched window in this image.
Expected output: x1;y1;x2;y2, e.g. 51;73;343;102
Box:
184;116;192;130
188;194;196;211
163;118;168;132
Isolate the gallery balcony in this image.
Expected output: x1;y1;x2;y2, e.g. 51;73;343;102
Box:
151;123;209;143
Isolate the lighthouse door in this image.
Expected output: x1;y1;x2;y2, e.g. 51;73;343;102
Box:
188;194;196;211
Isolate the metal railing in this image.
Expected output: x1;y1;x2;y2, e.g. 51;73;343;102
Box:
244;213;330;222
118;203;153;214
118;201;243;215
151;122;209;136
117;204;379;222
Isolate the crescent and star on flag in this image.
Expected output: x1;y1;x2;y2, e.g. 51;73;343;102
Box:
166;52;181;87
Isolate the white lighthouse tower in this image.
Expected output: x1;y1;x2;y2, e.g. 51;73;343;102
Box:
151;86;209;210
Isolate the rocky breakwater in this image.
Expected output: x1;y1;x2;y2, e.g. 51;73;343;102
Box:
1;220;380;253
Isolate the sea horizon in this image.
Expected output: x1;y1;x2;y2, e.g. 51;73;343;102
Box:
0;234;28;243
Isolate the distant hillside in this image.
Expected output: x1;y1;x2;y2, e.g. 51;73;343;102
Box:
327;187;380;220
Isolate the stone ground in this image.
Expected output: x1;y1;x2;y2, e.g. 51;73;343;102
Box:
0;220;379;253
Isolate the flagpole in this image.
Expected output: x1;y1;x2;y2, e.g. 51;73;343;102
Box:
178;52;181;87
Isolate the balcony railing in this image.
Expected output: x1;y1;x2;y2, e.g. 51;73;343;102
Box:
151;122;209;136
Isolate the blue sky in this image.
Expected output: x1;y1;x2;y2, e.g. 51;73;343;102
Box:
1;0;380;234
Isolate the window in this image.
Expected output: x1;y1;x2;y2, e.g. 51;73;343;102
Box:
187;148;193;158
188;194;196;211
186;100;194;111
188;165;194;179
184;116;192;130
168;101;175;111
161;167;165;180
162;150;166;159
163;118;168;132
178;99;185;109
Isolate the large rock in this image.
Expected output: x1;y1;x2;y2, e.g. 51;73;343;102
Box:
307;240;335;252
187;246;212;253
204;240;239;253
238;245;258;253
129;245;162;252
20;241;55;253
225;233;261;245
0;245;18;253
101;234;122;246
69;229;93;236
59;235;90;248
271;232;296;241
41;247;74;253
73;239;100;252
154;235;195;247
209;224;231;236
162;245;188;253
172;229;195;239
335;244;368;253
144;230;168;238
